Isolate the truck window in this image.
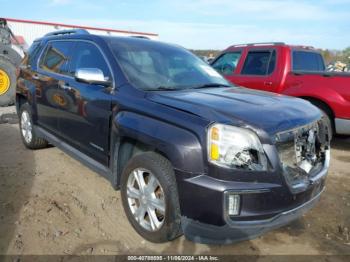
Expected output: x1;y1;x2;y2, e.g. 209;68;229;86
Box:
39;41;72;75
292;51;325;72
212;52;242;75
69;41;111;79
241;50;276;75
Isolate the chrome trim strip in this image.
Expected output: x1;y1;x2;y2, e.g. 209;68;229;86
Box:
225;189;270;194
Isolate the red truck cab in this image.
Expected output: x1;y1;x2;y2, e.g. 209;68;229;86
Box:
211;42;350;136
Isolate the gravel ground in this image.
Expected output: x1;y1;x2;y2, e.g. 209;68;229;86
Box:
0;107;349;257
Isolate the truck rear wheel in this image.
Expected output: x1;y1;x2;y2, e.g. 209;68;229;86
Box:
0;56;16;107
120;152;182;243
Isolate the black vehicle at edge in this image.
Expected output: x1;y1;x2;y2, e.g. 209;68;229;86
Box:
16;30;330;244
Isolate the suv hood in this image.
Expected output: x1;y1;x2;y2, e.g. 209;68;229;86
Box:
146;87;321;135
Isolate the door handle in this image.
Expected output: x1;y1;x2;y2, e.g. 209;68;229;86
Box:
59;83;72;91
264;81;273;86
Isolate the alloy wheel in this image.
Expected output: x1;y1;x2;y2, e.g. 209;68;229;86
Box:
21;110;32;144
126;168;166;232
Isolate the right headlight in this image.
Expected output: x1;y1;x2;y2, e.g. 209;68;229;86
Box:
207;123;268;171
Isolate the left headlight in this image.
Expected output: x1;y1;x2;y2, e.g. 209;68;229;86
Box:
207;123;268;171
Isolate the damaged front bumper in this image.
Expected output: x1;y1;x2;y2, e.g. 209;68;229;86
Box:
181;187;324;244
176;120;330;244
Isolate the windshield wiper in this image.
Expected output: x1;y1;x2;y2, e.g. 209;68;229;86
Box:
146;86;181;91
192;83;231;89
146;83;231;91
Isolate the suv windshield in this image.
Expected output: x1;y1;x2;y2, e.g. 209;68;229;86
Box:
108;38;230;91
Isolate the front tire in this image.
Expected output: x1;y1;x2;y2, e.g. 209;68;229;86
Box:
19;103;48;149
120;152;182;243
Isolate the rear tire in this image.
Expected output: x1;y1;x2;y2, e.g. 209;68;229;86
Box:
120;152;182;243
0;56;16;107
19;103;48;149
319;109;333;140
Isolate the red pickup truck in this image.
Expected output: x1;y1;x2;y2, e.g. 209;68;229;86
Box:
211;42;350;137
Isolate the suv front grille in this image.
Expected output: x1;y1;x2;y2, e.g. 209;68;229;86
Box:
275;120;330;193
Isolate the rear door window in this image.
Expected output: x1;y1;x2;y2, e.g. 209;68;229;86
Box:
292;51;325;71
211;52;242;75
241;50;276;75
39;41;73;75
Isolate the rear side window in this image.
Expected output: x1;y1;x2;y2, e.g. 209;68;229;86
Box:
69;41;111;79
292;51;325;71
241;50;276;75
212;52;242;75
26;41;42;67
39;41;72;75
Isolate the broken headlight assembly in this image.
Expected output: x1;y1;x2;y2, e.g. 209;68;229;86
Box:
207;124;268;171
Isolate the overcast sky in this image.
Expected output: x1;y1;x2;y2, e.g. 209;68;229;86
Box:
2;0;350;50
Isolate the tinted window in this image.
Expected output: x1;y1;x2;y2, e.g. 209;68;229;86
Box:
39;41;72;75
26;41;42;67
267;50;276;74
292;51;325;71
69;42;111;79
109;38;229;91
212;52;242;75
241;50;276;75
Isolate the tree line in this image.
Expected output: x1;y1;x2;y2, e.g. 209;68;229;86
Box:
320;47;350;65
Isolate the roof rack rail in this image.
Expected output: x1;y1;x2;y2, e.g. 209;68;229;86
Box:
130;35;150;40
232;42;285;47
45;29;90;37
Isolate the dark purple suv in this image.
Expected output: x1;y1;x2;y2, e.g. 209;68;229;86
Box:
16;30;330;244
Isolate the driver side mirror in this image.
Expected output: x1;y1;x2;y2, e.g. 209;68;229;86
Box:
75;68;111;86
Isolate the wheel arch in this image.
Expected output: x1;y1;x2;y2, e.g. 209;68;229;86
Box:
300;96;335;135
299;96;335;120
16;94;27;114
110;111;205;188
